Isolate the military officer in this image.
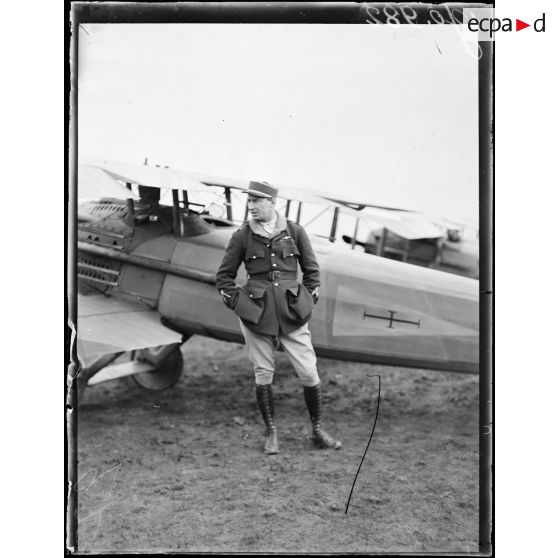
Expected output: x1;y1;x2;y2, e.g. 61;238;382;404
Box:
216;180;342;455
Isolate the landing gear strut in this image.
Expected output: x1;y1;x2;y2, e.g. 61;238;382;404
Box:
79;337;191;399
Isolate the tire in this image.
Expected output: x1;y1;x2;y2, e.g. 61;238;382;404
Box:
131;346;184;391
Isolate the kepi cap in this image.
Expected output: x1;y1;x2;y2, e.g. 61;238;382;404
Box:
242;180;279;199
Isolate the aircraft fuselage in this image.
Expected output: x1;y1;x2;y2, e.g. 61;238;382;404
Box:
78;202;479;374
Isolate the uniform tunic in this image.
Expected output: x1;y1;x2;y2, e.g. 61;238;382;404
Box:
216;213;320;337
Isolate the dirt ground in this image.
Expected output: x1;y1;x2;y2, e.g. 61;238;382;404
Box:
75;336;479;554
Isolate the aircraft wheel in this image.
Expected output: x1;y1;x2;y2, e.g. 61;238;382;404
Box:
131;346;184;391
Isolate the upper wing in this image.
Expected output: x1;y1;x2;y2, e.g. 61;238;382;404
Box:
82;158;208;192
194;172;330;206
321;194;413;213
77;293;182;361
78;164;140;200
80;157;340;207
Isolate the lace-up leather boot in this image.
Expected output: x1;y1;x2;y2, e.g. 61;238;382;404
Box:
256;384;279;454
303;382;342;450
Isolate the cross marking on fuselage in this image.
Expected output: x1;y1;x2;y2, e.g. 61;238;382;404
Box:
363;310;421;329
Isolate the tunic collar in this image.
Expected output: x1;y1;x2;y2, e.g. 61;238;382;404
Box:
248;211;288;238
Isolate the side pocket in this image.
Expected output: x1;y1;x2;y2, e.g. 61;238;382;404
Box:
286;284;314;321
233;286;266;325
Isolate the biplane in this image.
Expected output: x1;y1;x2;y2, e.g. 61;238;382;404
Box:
74;158;479;397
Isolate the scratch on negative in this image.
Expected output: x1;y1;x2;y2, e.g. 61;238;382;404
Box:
345;374;381;514
68;314;77;359
67;312;82;383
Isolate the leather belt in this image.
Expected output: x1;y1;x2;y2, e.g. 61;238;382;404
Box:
248;271;297;281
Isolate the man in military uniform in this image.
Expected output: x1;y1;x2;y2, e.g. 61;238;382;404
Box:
216;180;342;455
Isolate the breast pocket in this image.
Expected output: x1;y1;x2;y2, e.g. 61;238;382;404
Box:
281;245;300;260
245;248;267;274
234;286;266;325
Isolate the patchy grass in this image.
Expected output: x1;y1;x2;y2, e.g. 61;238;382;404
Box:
77;336;479;554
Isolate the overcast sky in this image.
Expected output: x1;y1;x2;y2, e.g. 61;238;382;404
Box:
78;23;479;227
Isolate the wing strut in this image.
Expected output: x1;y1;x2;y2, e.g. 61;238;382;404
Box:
329;206;340;243
224;187;233;221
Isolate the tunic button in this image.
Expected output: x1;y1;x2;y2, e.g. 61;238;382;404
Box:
272;263;276;267
252;256;256;259
274;283;278;286
249;294;253;298
271;253;275;256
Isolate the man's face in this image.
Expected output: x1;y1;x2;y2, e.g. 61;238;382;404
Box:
247;195;275;222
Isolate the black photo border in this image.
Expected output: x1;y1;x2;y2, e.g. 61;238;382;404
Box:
66;2;494;555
